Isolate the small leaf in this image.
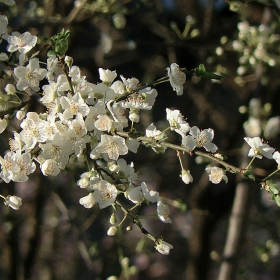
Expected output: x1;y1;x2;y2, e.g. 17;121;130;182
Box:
243;170;255;180
194;64;222;80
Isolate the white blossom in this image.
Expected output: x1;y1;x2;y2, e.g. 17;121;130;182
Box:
206;166;228;184
14;58;47;91
94;114;112;132
88;83;117;101
244;137;275;159
111;80;126;95
116;158;138;184
264;116;280;139
20;112;50;150
155;240;173;255
273;151;280;165
99;68;117;84
93;180;118;209
126;185;143;204
0;150;36;183
79;193;95;208
125;138;140;153
182;126;218;153
166;63;186;95
157;197;172;223
166;108;190;137
243;117;261;137
95;135;128;161
7;31;37;64
141;182;159;203
41;159;60;176
59;92;90;120
7;31;37;53
120;75;140;91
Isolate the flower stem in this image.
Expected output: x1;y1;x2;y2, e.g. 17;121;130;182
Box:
262;168;280;182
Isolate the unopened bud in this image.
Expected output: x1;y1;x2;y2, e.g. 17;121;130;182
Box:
110;213;116;225
107;226;117;236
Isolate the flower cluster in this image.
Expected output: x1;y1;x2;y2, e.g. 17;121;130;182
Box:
2;3;280;260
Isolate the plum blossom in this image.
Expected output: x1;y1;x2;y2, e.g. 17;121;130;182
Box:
166;63;186;95
79;193;95;208
7;31;37;64
93;180;118;209
41;159;60;176
182;126;218;153
99;68;117;84
14;58;47;91
157;197;172;223
155;239;173;255
141;182;159;203
95;135;128;160
0;150;36;183
206;166;228;184
166;108;190;137
59;92;90;120
126;185;143;204
273;151;280;165
94;114;112;132
244;137;274;159
20;112;50;150
120;75;140;91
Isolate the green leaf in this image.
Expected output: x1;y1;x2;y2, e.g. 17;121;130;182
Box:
243;170;255;180
194;64;222;80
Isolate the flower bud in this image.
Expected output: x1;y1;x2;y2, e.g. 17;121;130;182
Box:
77;177;89;188
110;213;116;225
129;112;140;123
90;149;100;159
181;169;193;184
64;55;73;68
107;226;117;236
5;84;16;95
41;159;60;176
16;108;27;120
5;195;22;210
126;225;132;231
